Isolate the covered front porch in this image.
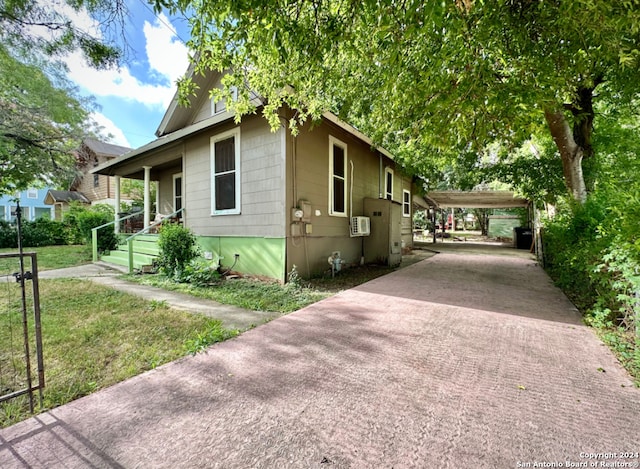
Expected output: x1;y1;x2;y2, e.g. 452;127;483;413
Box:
90;140;185;272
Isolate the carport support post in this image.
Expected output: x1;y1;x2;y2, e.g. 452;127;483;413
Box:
432;208;437;244
143;166;152;229
114;175;120;235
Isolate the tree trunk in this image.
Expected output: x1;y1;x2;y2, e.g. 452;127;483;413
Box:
543;84;599;205
544;108;588;204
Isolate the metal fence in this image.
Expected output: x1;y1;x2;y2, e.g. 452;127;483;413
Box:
0;251;45;413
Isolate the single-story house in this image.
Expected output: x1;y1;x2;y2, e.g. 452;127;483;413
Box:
92;70;417;281
43;190;91;220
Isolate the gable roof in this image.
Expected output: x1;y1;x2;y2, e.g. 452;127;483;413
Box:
155;68;393;159
94;69;394;177
44;190;91;205
83;138;131;158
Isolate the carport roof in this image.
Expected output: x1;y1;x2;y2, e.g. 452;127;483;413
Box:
424;190;529;209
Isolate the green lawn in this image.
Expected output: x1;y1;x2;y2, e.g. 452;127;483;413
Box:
0;246;433;429
0;245;92;272
0;278;237;428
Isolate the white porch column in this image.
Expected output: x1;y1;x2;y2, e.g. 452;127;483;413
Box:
114;175;121;234
143;166;152;228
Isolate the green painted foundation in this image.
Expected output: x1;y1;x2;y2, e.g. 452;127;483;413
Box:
196;236;286;281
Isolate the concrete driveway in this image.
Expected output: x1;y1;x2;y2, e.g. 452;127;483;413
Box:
1;248;639;468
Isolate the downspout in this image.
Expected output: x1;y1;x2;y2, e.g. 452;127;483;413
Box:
379;154;383;199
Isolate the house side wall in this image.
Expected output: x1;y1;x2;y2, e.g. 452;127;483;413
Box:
157;163;183;215
285;118;412;278
182;114;286;238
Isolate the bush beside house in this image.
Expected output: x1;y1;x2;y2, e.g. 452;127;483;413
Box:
0;204;117;250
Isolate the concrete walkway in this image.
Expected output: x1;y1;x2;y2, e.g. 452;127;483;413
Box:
36;262;279;331
1;249;639;468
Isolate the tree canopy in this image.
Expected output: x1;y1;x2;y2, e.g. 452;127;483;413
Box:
0;45;92;194
0;0;123;68
0;0;127;194
157;0;640;203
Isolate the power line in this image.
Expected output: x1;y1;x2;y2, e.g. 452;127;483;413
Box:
136;0;190;45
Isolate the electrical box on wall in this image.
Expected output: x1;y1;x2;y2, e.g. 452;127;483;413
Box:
291;207;304;221
298;200;312;223
291;223;303;237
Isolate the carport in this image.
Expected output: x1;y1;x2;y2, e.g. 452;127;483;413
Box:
417;190;534;251
423;190;529;209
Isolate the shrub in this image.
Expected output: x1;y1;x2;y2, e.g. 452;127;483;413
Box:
0;220;17;248
21;218;68;247
157;223;198;278
180;258;221;286
0;218;69;248
76;209;118;253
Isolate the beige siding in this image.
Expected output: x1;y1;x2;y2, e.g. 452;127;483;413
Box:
156;163;182;215
286;117;409;276
400;177;414;251
184;115;286;237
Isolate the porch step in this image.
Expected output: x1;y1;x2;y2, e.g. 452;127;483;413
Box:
100;234;160;272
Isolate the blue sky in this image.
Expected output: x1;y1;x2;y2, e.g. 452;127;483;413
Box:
64;1;191;149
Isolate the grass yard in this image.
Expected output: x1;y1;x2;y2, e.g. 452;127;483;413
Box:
0;245;92;272
0;278;237;428
124;254;432;313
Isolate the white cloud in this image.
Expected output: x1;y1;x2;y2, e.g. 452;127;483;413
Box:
90;112;131;148
66;52;174;109
65;12;189;110
143;13;190;85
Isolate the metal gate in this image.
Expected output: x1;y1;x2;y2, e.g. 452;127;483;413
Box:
0;204;44;415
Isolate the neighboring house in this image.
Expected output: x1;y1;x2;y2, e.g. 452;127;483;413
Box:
0;188;54;222
43;139;134;219
71;138;133;206
93;70;417;281
43;190;91;221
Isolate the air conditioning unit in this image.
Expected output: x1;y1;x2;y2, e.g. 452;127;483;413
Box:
350;216;371;237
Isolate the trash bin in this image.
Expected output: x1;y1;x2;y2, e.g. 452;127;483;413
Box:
513;227;533;250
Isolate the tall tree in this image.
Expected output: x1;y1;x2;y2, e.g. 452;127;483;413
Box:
158;0;640;203
0;0;128;193
0;45;91;194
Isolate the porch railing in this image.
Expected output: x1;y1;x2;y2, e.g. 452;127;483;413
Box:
124;208;184;273
91;211;142;263
91;209;184;272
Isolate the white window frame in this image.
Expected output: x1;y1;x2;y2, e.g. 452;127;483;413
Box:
173;173;183;214
210;128;241;216
27;189;38;199
385;167;394;201
328;136;348;217
402;189;411;217
212;86;238;115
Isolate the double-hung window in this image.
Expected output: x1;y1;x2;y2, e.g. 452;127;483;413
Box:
403;189;411;217
329;136;347;216
385;167;394;200
211;128;241;215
